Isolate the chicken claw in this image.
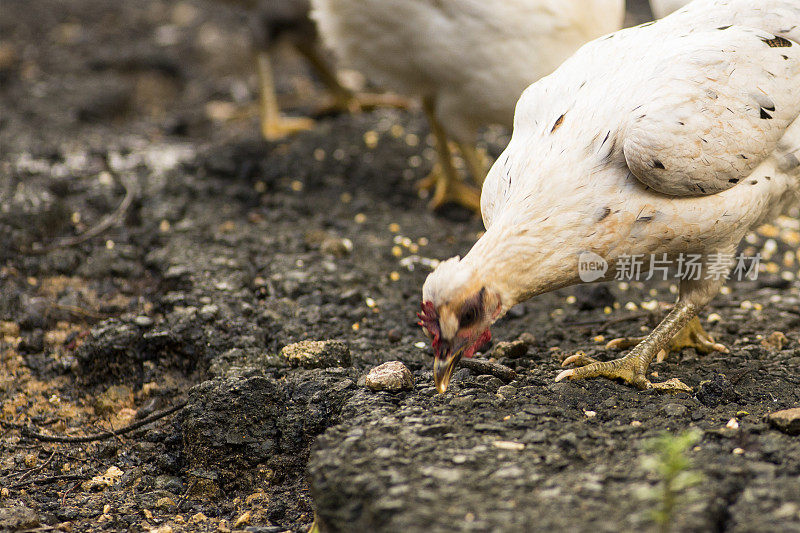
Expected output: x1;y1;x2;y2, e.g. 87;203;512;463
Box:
560;351;598;367
605;316;727;357
334;92;411;113
262;116;316;141
417;163;481;211
556;299;704;392
556;350;692;392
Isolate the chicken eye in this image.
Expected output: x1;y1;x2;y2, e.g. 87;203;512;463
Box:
459;306;479;327
459;288;486;327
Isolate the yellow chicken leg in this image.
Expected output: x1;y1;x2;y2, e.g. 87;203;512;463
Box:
257;51;315;141
456;141;492;188
416;97;481;211
295;42;410;114
557;276;729;392
605;315;728;361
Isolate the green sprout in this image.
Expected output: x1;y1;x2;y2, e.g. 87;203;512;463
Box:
642;429;703;533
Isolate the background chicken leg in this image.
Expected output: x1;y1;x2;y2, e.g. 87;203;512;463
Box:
417;96;481;211
456;141;491;189
258;51;315;141
293;41;410;114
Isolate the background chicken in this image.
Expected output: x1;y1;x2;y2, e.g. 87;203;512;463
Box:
420;0;800;393
219;0;404;140
311;0;625;211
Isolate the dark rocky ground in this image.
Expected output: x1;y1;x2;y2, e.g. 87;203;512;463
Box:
1;1;800;532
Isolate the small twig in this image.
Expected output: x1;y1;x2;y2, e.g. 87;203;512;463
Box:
49;303;107;320
177;479;197;511
8;474;89;490
460;358;517;383
103;416;124;444
62;480;82;506
21;401;186;443
0;420;26;431
16;450;57;483
19;154;140;255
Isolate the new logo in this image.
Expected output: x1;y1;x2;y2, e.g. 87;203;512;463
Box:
578;251;608;283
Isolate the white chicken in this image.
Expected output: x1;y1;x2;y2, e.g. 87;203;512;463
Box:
311;0;625;210
419;0;800;393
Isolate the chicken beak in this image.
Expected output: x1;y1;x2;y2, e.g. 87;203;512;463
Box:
433;343;464;394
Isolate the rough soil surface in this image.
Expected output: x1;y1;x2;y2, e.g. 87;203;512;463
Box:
1;1;799;532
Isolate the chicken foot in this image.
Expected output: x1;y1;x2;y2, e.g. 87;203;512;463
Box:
605;316;727;360
556;275;727;391
417;96;481;211
258;51;315;140
294;42;410;114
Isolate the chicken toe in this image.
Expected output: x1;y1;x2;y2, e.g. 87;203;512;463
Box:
262;116;316;141
418;163;481;211
557;345;691;392
605;316;727;357
556;347;656;390
557;299;708;391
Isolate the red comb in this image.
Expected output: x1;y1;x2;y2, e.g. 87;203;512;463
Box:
417;301;441;354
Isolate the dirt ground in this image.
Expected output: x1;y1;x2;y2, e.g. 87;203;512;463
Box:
1;1;800;532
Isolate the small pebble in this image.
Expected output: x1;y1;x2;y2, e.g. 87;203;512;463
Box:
321;237;353;257
761;331;789;351
0;321;20;337
493;440;525;451
189;513;207;524
497;385;517;397
459;358;517;383
233;511;251;528
133;316;153;327
492;333;535;359
661;403;689;418
767;407;800;435
156;497;176;509
522;430;546;443
365;361;414;392
199;304;218;320
280;340;351;369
